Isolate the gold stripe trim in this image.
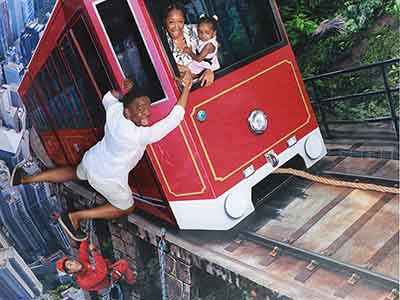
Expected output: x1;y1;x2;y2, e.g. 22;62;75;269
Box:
149;124;206;197
190;60;311;181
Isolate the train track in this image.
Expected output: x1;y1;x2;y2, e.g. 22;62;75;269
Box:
223;144;399;300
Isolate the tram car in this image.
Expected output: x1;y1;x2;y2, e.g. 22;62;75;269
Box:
19;0;326;230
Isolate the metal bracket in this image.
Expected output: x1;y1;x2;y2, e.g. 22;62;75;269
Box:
224;238;243;252
382;289;399;300
295;260;319;283
261;246;280;267
334;273;361;298
265;150;279;168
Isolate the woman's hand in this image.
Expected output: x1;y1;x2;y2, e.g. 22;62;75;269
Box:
89;244;96;252
200;69;215;87
183;46;192;55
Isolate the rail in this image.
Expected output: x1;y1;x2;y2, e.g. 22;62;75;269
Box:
304;58;400;140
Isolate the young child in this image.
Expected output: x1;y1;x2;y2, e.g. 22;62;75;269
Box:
184;14;220;75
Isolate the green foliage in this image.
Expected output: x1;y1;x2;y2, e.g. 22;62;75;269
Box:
285;13;318;46
281;0;399;122
342;0;385;32
45;284;72;300
362;26;400;63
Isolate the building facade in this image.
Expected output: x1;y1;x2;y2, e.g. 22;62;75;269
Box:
20;22;45;65
6;0;24;41
2;62;24;85
0;247;43;300
0;0;12;56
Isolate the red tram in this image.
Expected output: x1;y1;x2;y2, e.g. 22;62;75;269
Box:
19;0;326;230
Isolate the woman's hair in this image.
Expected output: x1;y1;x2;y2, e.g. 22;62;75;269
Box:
121;89;149;108
198;15;218;32
164;3;186;21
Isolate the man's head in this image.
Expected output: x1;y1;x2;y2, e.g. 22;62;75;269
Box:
121;90;151;126
56;257;83;274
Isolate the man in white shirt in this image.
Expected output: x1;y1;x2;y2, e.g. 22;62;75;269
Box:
10;74;193;241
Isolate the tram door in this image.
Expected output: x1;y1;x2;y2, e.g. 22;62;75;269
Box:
24;88;68;165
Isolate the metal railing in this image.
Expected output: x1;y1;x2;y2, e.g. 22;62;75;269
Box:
304;58;399;140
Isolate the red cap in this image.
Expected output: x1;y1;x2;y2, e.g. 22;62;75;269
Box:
56;257;69;273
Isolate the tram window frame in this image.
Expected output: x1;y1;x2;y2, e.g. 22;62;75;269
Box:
93;0;167;104
144;0;287;86
51;48;89;129
59;35;105;128
71;16;114;96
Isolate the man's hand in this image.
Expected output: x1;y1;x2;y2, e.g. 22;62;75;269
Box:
181;70;193;89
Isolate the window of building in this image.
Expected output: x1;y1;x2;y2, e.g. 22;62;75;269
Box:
95;0;165;103
146;0;285;77
72;17;113;96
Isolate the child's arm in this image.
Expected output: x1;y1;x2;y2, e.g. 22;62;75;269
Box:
187;43;216;62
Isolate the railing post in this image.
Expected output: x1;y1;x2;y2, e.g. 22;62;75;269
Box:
310;80;331;139
381;64;399;139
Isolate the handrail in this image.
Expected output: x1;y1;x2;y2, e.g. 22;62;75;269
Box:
304;58;400;139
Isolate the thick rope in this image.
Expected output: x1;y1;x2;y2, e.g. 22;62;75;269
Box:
274;168;400;194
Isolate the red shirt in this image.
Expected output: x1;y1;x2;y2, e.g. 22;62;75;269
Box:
75;241;110;291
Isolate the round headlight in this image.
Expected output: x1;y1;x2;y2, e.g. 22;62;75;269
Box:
248;109;267;135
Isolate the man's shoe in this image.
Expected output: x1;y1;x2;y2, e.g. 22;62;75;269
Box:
9;166;27;187
58;213;87;242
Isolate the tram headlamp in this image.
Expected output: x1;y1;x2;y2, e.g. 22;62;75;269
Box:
248;109;267;135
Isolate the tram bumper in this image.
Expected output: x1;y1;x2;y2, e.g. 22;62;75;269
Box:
169;128;326;230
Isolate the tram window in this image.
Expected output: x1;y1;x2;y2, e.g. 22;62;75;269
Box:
72;18;113;96
60;36;105;128
146;0;284;75
37;68;65;129
47;58;80;130
43;65;70;129
51;49;88;129
95;0;165;103
26;89;50;132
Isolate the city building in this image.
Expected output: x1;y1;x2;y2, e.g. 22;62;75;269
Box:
0;127;24;169
0;0;12;57
0;247;43;300
21;0;36;26
0;187;48;261
2;62;24;85
20;21;45;65
6;0;24;41
3;84;24;108
0;85;26;132
34;0;45;13
0;230;10;248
